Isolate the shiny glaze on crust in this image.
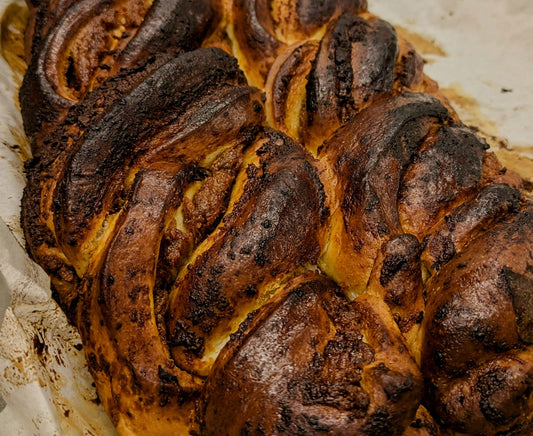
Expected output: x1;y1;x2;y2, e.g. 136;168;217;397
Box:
423;205;533;435
202;273;422;435
318;93;453;295
167;130;327;377
264;12;446;153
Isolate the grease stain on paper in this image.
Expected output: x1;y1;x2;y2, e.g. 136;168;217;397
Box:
395;25;447;61
494;148;533;193
0;2;28;82
441;82;499;138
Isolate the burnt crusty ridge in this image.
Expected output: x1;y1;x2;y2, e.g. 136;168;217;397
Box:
21;54;173;311
54;47;259;262
318;93;453;295
111;0;219;70
264;10;447;154
306;14;399;144
229;0;368;88
166;129;327;377
201;273;422;436
56;47;264;435
422;205;533;435
19;1;533;435
22;47;263;312
20;0;218;146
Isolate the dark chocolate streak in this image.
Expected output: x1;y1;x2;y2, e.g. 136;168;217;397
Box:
306;13;398;131
19;2;533;435
231;0;282;81
231;0;368;85
377;233;423;333
98;163;193;395
320;93;452;287
24;0;77;61
54;48;261;253
114;0;218;69
329;94;450;215
422;183;522;270
167;130;326;371
270;40;317;127
399;124;488;239
20;0;108;139
20;0;217;144
201;274;422;436
297;0;367;34
21;55;171;312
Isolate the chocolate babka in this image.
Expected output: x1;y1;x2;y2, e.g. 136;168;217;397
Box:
20;0;533;435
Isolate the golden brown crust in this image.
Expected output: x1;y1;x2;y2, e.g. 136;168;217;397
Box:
228;0;367;88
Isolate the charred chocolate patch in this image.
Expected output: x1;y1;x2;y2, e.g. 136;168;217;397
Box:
201;277;421;435
167;131;325;373
54;48;262;258
477;369;524;426
297;0;367;34
422;203;533;434
21;0;218;144
500;267;533;344
305;13;399;144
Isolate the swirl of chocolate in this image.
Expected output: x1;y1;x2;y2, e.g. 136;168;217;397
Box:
18;1;533;435
166;129;328;377
22;54;174;312
60;48;265;434
228;0;367;88
318;93;453;297
422;204;533;435
201;273;423;435
22;47;264;310
24;0;77;61
78;162;200;435
318;93;525;360
20;0;218;147
264;12;442;153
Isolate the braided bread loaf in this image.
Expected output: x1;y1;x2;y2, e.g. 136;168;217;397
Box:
20;0;533;435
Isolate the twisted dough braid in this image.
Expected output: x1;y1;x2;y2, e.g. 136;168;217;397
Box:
20;0;533;434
